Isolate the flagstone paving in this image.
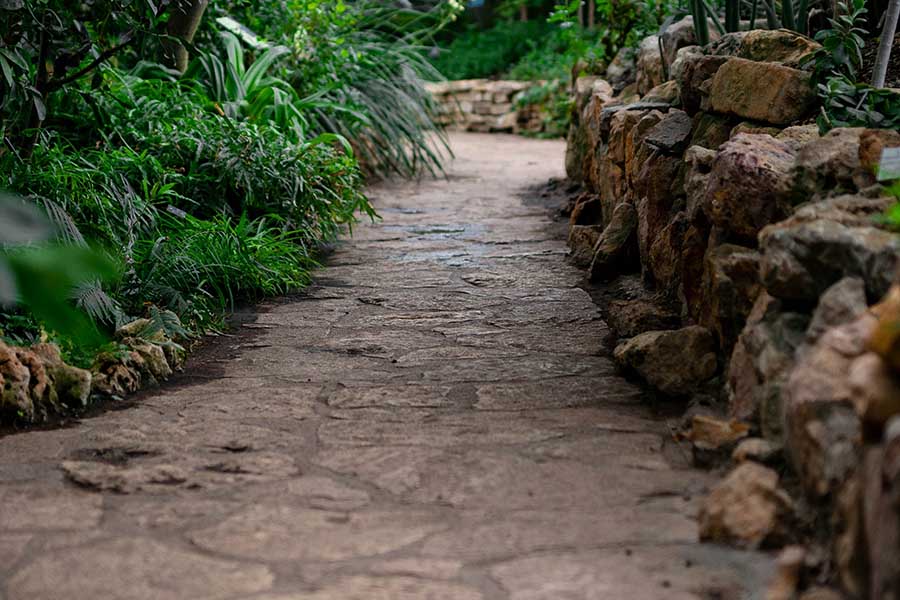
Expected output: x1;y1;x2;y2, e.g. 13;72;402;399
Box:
0;133;771;600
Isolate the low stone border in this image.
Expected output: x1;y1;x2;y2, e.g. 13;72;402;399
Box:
426;79;548;134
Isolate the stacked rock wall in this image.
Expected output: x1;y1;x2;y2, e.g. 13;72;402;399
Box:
425;79;547;134
565;18;900;598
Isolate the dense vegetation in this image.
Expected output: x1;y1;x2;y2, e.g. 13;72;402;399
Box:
0;0;454;377
429;0;667;81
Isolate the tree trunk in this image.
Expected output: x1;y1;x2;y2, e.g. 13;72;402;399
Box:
164;0;209;74
519;3;528;21
872;0;900;87
588;0;596;29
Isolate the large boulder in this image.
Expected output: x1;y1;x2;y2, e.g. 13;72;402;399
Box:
759;201;900;303
708;58;816;125
699;461;794;549
613;325;718;395
677;54;730;114
703;133;796;241
708;29;821;67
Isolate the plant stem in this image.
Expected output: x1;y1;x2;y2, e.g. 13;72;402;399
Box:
872;0;900;87
782;0;797;30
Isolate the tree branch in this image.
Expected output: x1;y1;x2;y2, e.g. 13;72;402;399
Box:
46;31;135;91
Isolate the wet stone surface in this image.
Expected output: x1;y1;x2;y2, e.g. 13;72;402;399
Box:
0;133;771;599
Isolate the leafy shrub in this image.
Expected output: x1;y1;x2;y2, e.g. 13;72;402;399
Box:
430;21;555;80
806;0;868;83
816;76;900;132
129;213;317;327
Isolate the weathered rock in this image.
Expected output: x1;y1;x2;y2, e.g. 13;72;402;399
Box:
128;340;173;382
634;153;684;270
570;194;604;226
776;123;820;150
31;343;92;409
647;211;689;291
731;122;781;138
660;16;699;66
698;243;762;353
11;347;51;410
765;546;807;600
709;58;816;125
698;462;793;549
605;299;681;338
864;417;900;599
783;312;873;496
641;80;680;104
703;134;796;240
636;35;664;95
588;202;638;280
625;110;666;187
733;437;783;465
605;46;637;91
568;224;604;267
613;326;717;395
643;109;692;154
689;111;735;150
682;223;715;316
685;414;750;451
869;283;900;371
806;277;868;343
859;128;900;176
759;214;900;303
608;109;645;164
709;29;821;67
684;145;716;219
727;293;810;436
0;340;33;418
848;352;900;430
678;54;729;114
789;128;869;199
91;350;144;397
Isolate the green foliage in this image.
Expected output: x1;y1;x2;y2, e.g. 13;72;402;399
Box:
514;79;573;136
0;192;117;347
816;75;900;132
429;21;555;80
130;212;317;326
882;181;900;231
807;0;868;83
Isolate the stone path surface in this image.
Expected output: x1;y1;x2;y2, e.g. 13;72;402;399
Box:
0;133;772;599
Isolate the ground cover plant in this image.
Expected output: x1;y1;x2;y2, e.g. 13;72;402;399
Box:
0;0;451;422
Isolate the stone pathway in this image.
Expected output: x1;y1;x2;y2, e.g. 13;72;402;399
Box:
0;133;771;599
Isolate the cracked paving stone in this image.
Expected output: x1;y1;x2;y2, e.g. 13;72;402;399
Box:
6;537;274;600
190;505;445;561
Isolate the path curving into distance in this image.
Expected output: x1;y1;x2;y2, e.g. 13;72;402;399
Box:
0;133;771;599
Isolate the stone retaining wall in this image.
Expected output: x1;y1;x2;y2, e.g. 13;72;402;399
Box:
564;18;900;598
426;79;547;134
